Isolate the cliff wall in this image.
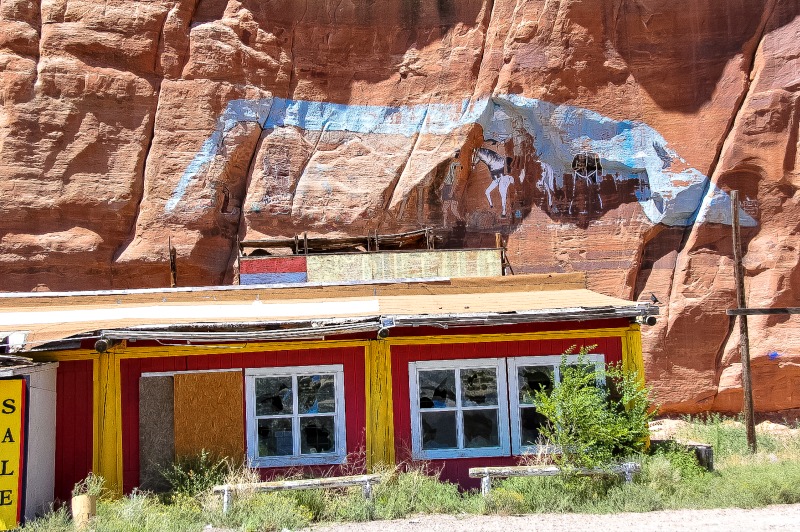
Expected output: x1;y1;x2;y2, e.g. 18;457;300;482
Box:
1;0;799;412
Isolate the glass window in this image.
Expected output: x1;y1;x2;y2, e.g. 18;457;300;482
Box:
246;365;345;467
409;359;510;460
508;354;605;455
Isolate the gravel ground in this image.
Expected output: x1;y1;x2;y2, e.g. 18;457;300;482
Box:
305;504;800;532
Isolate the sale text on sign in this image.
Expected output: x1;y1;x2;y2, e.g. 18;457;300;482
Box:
0;379;24;530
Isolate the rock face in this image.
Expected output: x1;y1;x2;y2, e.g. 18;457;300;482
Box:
1;0;799;413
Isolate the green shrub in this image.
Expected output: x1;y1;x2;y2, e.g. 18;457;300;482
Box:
319;487;375;522
533;346;655;468
216;492;313;531
93;491;206;532
160;449;231;497
484;487;526;515
372;467;466;519
20;507;72;532
72;472;106;498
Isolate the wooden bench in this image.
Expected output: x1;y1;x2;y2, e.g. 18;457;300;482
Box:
213;473;382;513
469;462;641;496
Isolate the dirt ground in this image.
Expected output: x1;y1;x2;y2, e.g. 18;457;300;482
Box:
305;504;800;531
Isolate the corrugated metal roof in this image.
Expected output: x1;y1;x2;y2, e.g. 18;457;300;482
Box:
0;274;656;350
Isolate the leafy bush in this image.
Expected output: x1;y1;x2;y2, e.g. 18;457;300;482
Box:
532;346;655;468
160;449;231;497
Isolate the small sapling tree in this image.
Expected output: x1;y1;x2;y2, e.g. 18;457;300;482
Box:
532;345;655;469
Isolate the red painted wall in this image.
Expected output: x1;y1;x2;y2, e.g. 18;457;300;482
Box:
54;360;94;502
391;335;623;489
120;347;366;493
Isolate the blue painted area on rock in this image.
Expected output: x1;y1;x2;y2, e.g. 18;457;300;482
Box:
165;95;756;228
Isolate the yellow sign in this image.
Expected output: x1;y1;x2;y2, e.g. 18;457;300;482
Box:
0;379;24;530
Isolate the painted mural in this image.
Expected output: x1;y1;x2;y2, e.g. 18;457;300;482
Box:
165;95;757;239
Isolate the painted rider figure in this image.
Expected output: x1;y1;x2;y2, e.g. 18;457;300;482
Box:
570;150;604;214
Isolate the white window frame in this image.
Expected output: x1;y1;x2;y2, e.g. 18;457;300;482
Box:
245;365;346;467
409;358;510;460
507;354;605;455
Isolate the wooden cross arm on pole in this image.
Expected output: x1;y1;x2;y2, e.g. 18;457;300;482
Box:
726;308;800;316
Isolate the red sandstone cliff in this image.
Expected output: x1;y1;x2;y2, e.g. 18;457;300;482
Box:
0;0;798;413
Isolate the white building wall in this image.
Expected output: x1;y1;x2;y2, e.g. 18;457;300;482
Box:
24;364;57;521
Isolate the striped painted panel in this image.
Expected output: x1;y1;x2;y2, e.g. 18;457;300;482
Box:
240;272;308;285
240;256;307;274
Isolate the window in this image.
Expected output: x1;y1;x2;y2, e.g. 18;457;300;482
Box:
409;359;510;459
508;354;605;454
245;365;346;467
409;355;605;460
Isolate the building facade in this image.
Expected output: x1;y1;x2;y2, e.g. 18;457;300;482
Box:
1;274;654;499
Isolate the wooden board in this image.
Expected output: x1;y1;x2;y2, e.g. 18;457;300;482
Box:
306;250;502;283
173;372;245;460
139;376;174;491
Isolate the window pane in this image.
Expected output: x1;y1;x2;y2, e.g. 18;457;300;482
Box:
418;370;456;409
463;409;499;448
255;377;293;415
300;416;336;454
420;411;457;449
520;406;549;446
518;366;554;404
298;374;336;414
257;418;293;456
461;368;498;406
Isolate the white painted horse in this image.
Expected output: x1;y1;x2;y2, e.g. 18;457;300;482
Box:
537;161;557;213
471;147;515;217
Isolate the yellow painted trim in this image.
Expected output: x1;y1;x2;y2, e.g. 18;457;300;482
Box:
114;354;124;492
385;327;630;346
96;349;123;496
364;340;394;470
29;341;369;362
29;351;99;362
114;339;369;359
622;324;645;385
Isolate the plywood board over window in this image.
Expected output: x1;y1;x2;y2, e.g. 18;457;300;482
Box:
173;372;245;460
139;376;174;492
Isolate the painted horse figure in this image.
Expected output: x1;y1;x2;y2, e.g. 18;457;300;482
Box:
537;161;557;213
470;147;515;217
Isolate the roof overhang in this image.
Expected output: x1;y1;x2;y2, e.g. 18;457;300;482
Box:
0;274;659;350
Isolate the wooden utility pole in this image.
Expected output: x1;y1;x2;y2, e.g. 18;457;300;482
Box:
731;190;756;453
169;237;178;288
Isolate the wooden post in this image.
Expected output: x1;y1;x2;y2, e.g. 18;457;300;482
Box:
168;237;177;288
222;488;231;514
303;232;309;255
731;190;756;453
480;476;491;497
